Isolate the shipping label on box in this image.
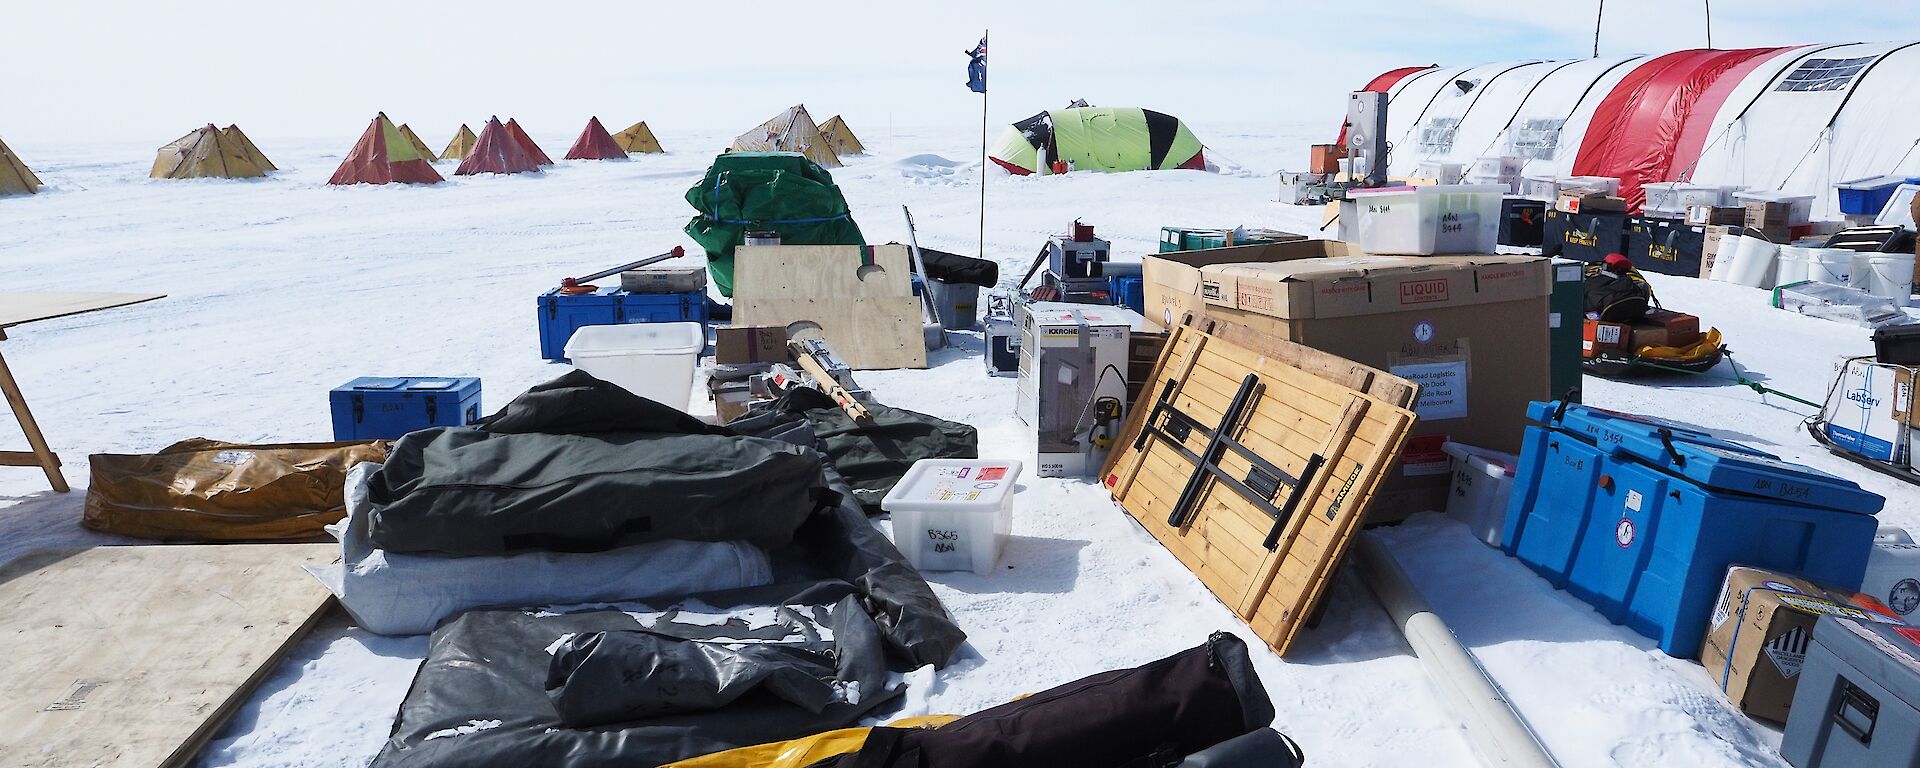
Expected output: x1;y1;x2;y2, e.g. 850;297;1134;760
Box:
1702;566;1907;724
1823;358;1910;463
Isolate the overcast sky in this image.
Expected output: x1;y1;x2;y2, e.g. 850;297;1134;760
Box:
8;1;1920;146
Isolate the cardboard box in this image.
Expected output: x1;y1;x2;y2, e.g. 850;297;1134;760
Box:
1584;319;1630;355
1557;191;1628;215
1701;566;1905;723
1700;225;1737;278
1143;240;1550;521
1017;303;1144;478
1820;357;1912;464
714;326;793;365
1686;205;1745;226
1745;201;1794;229
1630;308;1701;350
1309;144;1346;175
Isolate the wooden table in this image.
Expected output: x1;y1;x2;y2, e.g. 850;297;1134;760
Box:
1;292;165;492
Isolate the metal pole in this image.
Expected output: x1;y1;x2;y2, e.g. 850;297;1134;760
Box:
1593;0;1604;58
978;29;989;263
1704;0;1713;48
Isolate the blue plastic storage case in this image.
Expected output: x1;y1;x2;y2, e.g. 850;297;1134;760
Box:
1502;401;1882;658
1835;176;1919;217
330;377;482;440
537;287;708;361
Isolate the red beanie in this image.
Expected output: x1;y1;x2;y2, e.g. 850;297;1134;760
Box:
1604;253;1632;273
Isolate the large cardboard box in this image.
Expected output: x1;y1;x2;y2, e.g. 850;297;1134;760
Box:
1143;239;1550;521
1016;303;1144;478
1702;566;1906;724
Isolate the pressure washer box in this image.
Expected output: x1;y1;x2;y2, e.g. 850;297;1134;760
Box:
1016;302;1145;478
1502;401;1883;658
330;377;482;440
1702;566;1903;724
1781;615;1920;767
537;287;708;361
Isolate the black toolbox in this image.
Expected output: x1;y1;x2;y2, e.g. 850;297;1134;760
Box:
1874;324;1920;366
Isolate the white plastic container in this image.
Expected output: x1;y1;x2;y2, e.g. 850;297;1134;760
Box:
880;458;1022;575
1867;254;1917;307
1850;251;1876;290
1733;190;1816;226
1557;175;1622;197
1875;184;1920;229
1469;156;1524;178
1775;245;1813;285
1414;161;1465;185
563;322;706;409
1441;442;1518;548
1643;182;1728;214
1719;235;1779;288
1347;184;1504;255
1808;248;1854;285
1520;173;1559;201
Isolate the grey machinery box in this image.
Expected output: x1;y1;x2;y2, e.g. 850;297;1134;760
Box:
1782;615;1920;767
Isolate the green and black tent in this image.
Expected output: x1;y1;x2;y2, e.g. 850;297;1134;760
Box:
989;106;1205;175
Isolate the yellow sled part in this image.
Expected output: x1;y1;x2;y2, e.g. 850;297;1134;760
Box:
664;714;960;767
1635;327;1722;362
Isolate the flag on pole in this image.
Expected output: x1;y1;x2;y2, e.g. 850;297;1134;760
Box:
965;35;988;93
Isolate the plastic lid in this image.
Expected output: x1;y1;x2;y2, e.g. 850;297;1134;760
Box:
881;459;1022;512
564;322;706;357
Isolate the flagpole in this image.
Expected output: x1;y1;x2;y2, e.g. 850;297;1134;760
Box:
978;29;989;263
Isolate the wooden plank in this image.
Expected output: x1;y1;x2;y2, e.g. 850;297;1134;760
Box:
1179;309;1419;408
730;245;927;370
0;292;165;328
0;544;336;768
0;344;67;492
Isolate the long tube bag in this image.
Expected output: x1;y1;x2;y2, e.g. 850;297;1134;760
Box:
810;632;1276;768
83;438;387;541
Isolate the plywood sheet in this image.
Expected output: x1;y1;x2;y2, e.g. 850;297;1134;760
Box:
0;544;336;767
731;245;927;370
0;292;165;328
1104;324;1415;656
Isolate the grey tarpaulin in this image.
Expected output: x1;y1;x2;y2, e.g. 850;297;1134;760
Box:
364;371;827;554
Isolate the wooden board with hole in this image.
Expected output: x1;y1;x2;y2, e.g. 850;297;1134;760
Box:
0;543;335;767
1102;324;1416;656
731;244;928;370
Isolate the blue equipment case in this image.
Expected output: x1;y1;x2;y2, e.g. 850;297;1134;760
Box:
1502;401;1883;658
537;287;708;361
330;377;482;440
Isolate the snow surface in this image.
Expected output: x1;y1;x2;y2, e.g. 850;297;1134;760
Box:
3;121;1915;768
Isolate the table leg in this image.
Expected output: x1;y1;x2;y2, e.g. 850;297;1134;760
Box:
0;335;69;493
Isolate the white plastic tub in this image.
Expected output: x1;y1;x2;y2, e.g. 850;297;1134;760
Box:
1718;235;1779;288
1348;184;1504;255
1867;254;1917;308
1733;190;1816;226
1808;248;1854;285
563;322;706;409
1557;175;1622;197
881;458;1022;575
1441;442;1518;548
1469;156;1524;178
1520;174;1559;201
1644;182;1727;214
1775;245;1813;285
1414;161;1465;185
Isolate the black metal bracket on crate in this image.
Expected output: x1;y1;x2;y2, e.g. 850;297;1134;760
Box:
1133;372;1326;551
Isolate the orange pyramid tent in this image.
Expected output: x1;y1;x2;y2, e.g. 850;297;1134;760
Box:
220;125;277;171
612;121;664;154
328;113;444;185
440;124;477;161
504;119;553;165
397;124;437;160
456;117;542;176
564;116;627;160
0;136;43;196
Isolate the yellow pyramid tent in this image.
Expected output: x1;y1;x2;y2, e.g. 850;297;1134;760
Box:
150;124;267;179
219;124;276;172
729;104;840;168
440;124;478;161
819;115;866;156
613;120;664;154
0;136;43;196
398;124;437;161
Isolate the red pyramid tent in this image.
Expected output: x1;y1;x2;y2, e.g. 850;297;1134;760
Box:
456;117;542;176
564;116;628;160
328;113;444;185
504;119;554;165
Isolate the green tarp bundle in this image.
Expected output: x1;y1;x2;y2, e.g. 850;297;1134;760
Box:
684;152;864;297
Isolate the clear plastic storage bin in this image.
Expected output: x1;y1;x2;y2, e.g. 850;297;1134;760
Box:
881;458;1022;575
563;322;706;409
1348;184;1504;255
1643;182;1728;214
1733;190;1816;226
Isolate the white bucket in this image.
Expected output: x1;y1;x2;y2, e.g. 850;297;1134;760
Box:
563;322;707;410
1774;246;1812;285
1867;254;1917;307
1720;235;1779;288
1808;248;1853;285
1850;251;1876;290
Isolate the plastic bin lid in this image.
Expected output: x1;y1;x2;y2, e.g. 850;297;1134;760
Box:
881;458;1022;513
1836;175;1920;190
563;322;705;357
341;376;477;392
1811;616;1920;711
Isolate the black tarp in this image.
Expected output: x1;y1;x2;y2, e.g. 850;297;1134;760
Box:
885;244;998;288
732;388;978;510
364;371;826;554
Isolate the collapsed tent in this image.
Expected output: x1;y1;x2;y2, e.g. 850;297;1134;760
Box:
456;117;542;176
614;120;664;154
684;152;864;297
564;116;627;160
439;124;477;161
0;136;41;196
989;107;1206;175
220;125;276;171
730;104;841;168
505;118;554;165
397;124;437;161
151;124;269;179
328;113;445;186
1353;41;1920;216
82;438;388;541
819;115;866;156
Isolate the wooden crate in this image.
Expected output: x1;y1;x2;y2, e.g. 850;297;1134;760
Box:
1102;322;1416;657
1126;329;1168;403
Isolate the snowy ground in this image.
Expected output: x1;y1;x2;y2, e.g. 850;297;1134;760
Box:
3;120;1915;768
